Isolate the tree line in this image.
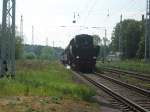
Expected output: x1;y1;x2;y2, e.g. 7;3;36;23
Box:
23;45;64;60
110;19;145;59
0;25;64;60
1;19;146;61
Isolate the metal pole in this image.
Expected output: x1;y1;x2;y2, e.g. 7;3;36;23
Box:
20;15;23;42
119;14;123;59
53;41;55;48
103;29;107;62
149;0;150;61
0;0;16;77
0;0;7;76
32;26;34;45
11;0;16;77
145;0;150;61
46;37;48;46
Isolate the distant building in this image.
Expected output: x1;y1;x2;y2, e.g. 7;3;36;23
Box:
106;52;121;61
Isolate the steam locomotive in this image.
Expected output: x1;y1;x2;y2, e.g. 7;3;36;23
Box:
61;34;100;72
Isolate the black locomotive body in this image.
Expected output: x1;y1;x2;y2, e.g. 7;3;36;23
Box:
61;34;100;72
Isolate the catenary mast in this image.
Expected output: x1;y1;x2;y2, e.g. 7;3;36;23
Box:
0;0;16;77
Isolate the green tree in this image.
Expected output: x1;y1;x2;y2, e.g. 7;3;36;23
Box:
24;52;37;59
92;35;110;59
111;19;144;59
40;46;55;60
136;21;146;58
15;36;23;59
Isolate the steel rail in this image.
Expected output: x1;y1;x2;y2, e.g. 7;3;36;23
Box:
103;67;150;81
95;72;150;97
81;73;149;112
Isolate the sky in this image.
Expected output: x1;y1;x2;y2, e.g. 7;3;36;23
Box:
0;0;146;48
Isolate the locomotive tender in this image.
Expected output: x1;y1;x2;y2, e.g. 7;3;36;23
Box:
61;34;100;72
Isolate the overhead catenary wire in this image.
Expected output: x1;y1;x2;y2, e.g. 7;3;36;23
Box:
119;0;145;19
74;0;100;35
83;0;98;26
120;0;137;13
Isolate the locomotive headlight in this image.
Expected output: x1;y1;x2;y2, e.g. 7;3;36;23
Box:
76;56;80;59
93;56;96;59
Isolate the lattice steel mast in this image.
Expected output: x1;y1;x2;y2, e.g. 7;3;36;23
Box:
0;0;16;77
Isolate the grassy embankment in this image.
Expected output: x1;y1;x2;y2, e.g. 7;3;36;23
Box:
97;60;150;74
97;60;150;89
0;60;95;100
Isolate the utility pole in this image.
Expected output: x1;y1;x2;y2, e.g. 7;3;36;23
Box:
119;14;123;59
52;41;55;48
0;0;16;77
142;15;145;21
46;37;48;46
20;15;23;42
32;26;34;45
145;0;150;61
103;29;107;62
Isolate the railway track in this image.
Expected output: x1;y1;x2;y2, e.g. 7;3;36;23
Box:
75;71;150;112
103;67;150;82
95;72;150;97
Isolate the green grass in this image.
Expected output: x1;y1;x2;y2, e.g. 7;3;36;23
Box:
0;60;95;101
97;60;150;74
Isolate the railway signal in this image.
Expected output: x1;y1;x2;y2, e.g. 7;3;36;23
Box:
72;12;80;24
0;0;16;77
72;12;76;23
